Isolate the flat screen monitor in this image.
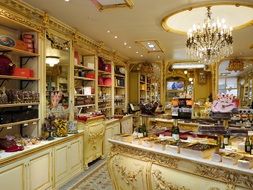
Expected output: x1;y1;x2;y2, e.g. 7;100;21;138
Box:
167;81;184;91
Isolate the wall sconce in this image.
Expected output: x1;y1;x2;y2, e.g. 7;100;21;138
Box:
46;56;60;67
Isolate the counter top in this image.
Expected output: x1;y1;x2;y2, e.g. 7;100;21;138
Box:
0;131;84;165
109;138;253;175
150;118;199;126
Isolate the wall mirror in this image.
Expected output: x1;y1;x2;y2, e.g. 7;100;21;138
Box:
45;32;70;118
218;60;253;108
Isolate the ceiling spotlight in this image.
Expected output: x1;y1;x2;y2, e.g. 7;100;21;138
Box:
107;30;111;33
114;36;118;39
128;46;131;48
140;55;143;57
148;44;155;48
124;42;127;46
136;51;139;54
157;56;160;59
65;0;70;2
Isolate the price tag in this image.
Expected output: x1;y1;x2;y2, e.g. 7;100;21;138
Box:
248;131;253;136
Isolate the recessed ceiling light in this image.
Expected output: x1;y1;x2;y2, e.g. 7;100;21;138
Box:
114;35;118;39
107;30;111;33
65;0;70;2
124;42;127;46
128;46;131;48
157;56;160;59
136;51;139;54
148;44;155;48
140;55;143;57
136;40;163;53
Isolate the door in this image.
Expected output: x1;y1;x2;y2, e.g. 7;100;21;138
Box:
0;160;26;190
28;148;53;190
54;142;69;184
69;137;83;174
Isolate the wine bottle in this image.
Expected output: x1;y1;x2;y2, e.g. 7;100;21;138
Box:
250;141;253;155
245;136;251;153
223;130;230;148
171;119;180;141
141;123;148;137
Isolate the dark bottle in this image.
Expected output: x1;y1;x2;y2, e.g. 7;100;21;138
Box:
223;130;230;148
245;136;251;153
141;123;148;137
171;119;180;141
251;140;253;155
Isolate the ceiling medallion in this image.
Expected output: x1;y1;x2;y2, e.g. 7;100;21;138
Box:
186;7;233;65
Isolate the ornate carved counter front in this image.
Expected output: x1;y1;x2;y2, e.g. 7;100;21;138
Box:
107;139;253;190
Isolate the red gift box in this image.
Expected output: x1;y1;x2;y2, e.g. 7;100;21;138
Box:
12;68;34;78
85;73;95;79
104;64;111;72
98;77;104;85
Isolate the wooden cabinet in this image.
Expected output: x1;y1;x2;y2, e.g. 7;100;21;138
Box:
78;117;105;168
54;136;83;188
103;120;120;156
0;149;52;190
0;160;26;190
28;149;53;190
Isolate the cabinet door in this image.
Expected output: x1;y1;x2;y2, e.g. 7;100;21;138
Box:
112;122;121;135
0;160;26;190
69;137;83;174
28;149;52;190
54;142;69;184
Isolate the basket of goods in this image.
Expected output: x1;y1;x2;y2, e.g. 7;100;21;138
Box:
53;118;68;137
0;136;24;152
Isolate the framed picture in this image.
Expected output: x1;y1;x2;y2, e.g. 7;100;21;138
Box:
198;72;207;84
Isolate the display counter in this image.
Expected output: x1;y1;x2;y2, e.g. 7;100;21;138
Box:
0;131;84;189
107;137;253;190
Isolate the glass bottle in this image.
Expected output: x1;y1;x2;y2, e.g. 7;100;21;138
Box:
245;136;251;153
223;130;230;148
171;119;180;141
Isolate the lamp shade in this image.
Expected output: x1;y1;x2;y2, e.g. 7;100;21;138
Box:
46;56;60;67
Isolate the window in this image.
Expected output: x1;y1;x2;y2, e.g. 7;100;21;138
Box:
219;77;238;96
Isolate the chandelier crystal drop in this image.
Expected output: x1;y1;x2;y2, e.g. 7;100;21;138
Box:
186;7;233;65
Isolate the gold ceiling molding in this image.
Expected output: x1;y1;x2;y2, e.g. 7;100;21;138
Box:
1;0;128;65
135;40;164;53
161;2;253;35
91;0;134;11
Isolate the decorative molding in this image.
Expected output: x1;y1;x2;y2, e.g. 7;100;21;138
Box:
0;0;128;64
195;164;253;189
152;170;190;190
109;144;179;169
113;157;144;189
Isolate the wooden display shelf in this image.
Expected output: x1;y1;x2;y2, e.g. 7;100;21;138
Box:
0;102;39;108
98;85;111;87
115;86;125;89
115;74;125;78
74;76;95;81
0;118;39;128
74;64;94;70
75;104;95;108
98;106;111;110
0;45;39;57
98;70;111;75
0;75;39;81
75;94;95;97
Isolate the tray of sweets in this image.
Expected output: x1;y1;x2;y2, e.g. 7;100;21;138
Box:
180;143;217;158
238;156;253;169
222;153;243;165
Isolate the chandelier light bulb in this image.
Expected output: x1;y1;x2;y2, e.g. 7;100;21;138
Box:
186;7;233;65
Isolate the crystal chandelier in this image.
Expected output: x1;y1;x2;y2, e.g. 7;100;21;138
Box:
186;7;233;65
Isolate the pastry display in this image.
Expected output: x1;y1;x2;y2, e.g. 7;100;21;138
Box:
238;156;253;169
222;153;243;165
180;143;217;158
